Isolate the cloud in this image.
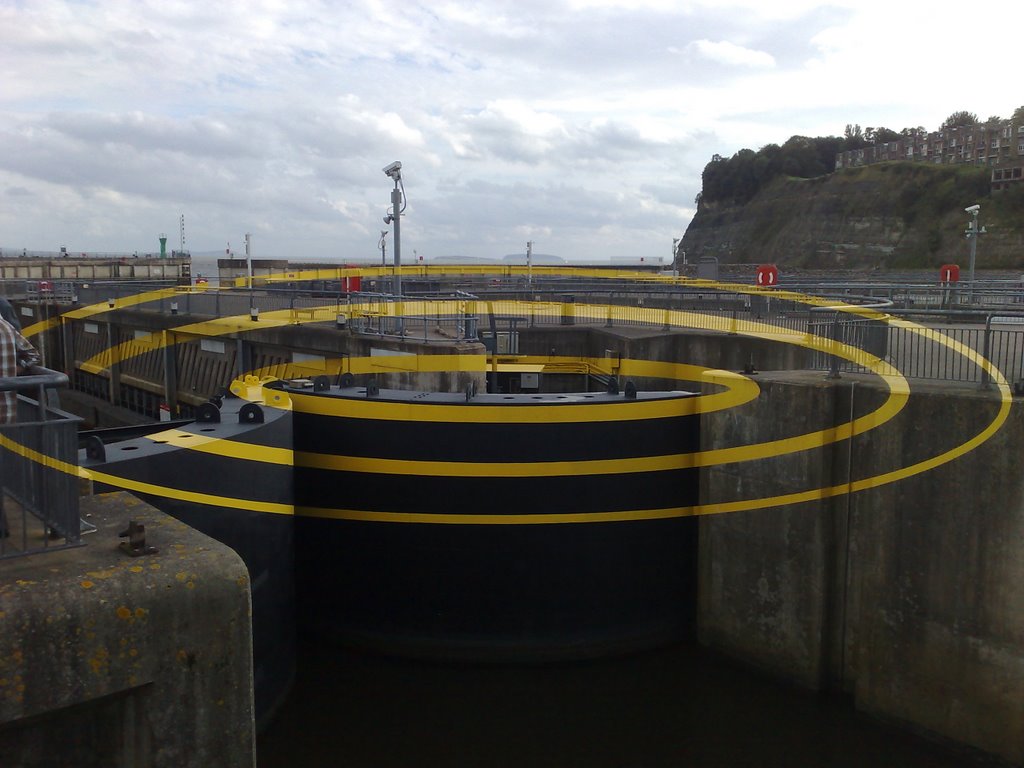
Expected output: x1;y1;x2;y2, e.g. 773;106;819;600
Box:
0;0;1020;262
685;39;776;68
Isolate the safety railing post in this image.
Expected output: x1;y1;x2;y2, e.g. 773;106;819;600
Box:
981;317;993;390
828;314;842;380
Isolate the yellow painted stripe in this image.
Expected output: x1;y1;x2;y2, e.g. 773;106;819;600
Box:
295;451;694;477
278;355;765;424
287;388;694;423
140;428;294;465
297;504;695;524
7;286;1011;523
87;468;294;516
20;316;60;339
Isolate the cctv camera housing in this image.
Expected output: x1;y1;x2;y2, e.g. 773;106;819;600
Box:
382;161;402;176
965;204;980;213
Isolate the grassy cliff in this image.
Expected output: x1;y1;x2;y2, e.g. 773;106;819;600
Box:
682;163;1023;271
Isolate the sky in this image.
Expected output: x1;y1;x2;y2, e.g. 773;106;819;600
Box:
0;0;1020;263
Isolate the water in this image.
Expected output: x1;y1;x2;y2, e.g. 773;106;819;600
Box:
256;641;994;767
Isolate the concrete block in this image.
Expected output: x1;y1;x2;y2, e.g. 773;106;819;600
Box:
0;492;255;768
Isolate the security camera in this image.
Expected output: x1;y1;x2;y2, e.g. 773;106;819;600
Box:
383;215;393;225
382;161;402;177
965;204;980;214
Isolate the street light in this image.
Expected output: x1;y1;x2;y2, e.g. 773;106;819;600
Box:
965;204;986;288
382;161;405;298
526;240;534;289
378;230;388;269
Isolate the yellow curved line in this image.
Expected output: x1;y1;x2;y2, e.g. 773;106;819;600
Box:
86;468;294;516
0;431;293;514
696;331;1014;513
0;432;90;479
298;370;1009;523
136;428;294;465
159;362;756;473
20;316;60;338
298;505;694;524
244;358;760;418
288;388;694;423
79;301;909;493
11;285;1014;523
296;451;693;478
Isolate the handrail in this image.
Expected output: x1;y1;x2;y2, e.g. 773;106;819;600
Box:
0;365;80;560
0;366;69;422
0;365;69;392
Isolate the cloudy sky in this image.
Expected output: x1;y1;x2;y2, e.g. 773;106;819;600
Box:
0;0;1019;263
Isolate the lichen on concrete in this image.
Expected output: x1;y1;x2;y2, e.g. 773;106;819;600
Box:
0;492;255;767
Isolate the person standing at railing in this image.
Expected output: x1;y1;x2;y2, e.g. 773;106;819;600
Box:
0;316;40;423
0;297;20;330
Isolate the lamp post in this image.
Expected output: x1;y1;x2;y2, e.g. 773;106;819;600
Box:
382;162;404;299
245;232;254;315
965;204;985;293
527;240;534;289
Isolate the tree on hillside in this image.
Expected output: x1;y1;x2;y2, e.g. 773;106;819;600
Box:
1014;106;1024;123
700;134;847;205
939;111;978;131
866;127;900;143
844;124;867;149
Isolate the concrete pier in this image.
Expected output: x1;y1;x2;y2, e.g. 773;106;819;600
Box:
0;492;255;768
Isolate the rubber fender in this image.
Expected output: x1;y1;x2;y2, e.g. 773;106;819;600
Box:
239;403;265;424
196;402;221;423
84;435;106;462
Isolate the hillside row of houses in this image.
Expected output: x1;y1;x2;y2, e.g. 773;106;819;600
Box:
834;118;1024;190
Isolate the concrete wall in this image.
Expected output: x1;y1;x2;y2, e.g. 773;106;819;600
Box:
848;382;1024;761
698;373;848;689
518;326;807;388
0;493;255;767
697;371;1024;763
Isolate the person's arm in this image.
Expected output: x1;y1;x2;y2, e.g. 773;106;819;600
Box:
14;330;40;369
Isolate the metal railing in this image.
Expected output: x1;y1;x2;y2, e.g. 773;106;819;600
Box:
804;310;1024;386
0;366;82;560
52;281;1024;388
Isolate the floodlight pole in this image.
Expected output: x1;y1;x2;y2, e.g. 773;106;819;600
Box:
967;207;980;286
391;181;402;299
527;240;534;289
245;233;253;310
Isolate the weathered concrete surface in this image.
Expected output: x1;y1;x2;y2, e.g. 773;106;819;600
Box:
698;372;846;689
697;371;1024;763
847;381;1024;762
519;326;806;383
0;492;255;767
